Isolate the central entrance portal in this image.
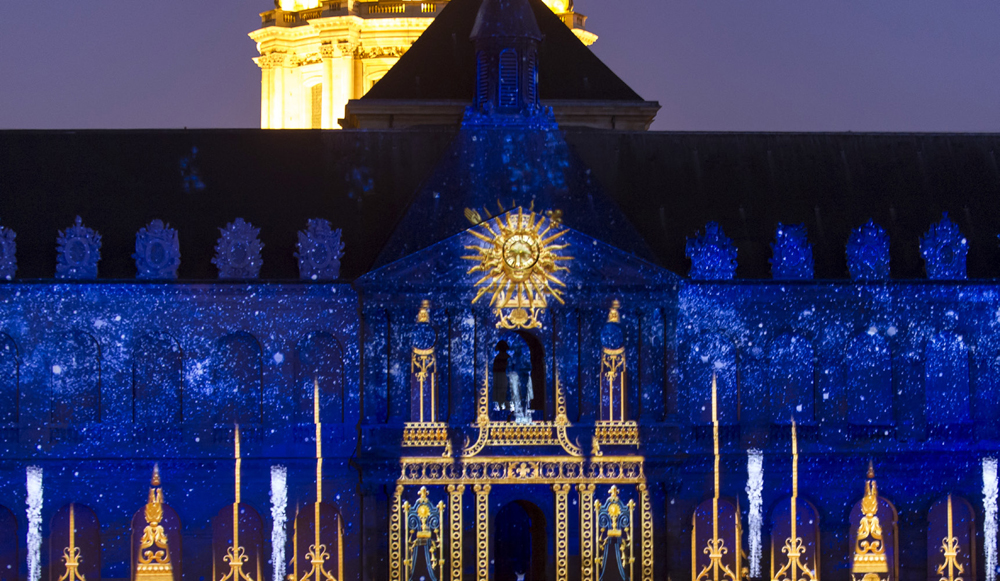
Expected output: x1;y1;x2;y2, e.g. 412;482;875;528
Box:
494;500;547;581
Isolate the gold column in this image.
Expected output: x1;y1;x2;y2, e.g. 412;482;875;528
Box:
474;484;491;581
389;485;404;581
448;485;465;581
553;484;571;581
639;483;654;581
578;484;596;581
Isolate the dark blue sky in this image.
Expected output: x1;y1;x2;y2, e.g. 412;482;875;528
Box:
0;0;997;131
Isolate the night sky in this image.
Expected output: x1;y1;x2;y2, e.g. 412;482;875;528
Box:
0;0;997;131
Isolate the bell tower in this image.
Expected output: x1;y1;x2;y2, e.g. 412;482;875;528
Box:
471;0;543;115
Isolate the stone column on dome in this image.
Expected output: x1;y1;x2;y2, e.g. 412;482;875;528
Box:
321;42;335;129
256;56;272;128
269;52;287;128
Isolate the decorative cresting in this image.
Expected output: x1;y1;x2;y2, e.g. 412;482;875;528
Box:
770;421;817;581
295;380;342;581
134;220;181;279
936;495;964;581
463;207;571;330
594;486;635;581
401;487;445;581
692;375;747;581
921;214;968;280
847;221;890;281
600;301;627;423
686;222;737;281
56;216;101;279
770;223;814;280
213;219;263;279
0;219;16;280
58;504;86;581
852;463;888;581
219;426;255;581
296;218;344;281
135;466;173;581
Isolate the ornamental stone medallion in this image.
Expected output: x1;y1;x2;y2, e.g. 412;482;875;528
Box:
0;221;15;280
134;220;181;279
847;221;890;281
212;218;263;279
296;218;344;281
56;216;101;279
686;222;737;281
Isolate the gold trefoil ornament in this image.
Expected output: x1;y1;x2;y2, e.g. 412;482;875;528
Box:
463;207;572;329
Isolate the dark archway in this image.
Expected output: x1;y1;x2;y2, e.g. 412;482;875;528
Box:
491;331;547;422
494;500;546;581
0;505;16;581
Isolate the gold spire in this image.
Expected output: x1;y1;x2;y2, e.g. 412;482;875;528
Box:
936;495;964;581
58;504;86;581
298;380;339;581
771;420;816;581
136;465;173;581
219;425;254;581
853;462;887;577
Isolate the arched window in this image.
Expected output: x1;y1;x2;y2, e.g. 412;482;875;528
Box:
292;502;343;581
295;332;344;424
213;333;263;425
133;333;183;424
0;335;17;424
845;332;892;426
212;504;264;581
498;49;518;108
768;497;820;577
683;332;738;425
0;505;16;581
927;495;975;580
51;331;101;424
692;498;742;576
848;477;898;580
49;504;101;581
926;332;971;424
494;500;547;581
491;331;545;421
767;334;815;424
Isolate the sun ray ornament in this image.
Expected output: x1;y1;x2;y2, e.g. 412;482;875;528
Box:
463;207;572;330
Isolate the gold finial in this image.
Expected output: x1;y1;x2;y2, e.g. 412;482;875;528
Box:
151;464;161;487
137;467;172;578
417;300;431;323
607;300;621;323
853;461;887;575
867;460;875;480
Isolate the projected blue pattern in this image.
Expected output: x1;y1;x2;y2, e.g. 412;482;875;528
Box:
0;223;15;281
920;214;968;280
296;219;344;281
212;218;263;279
134;220;181;280
685;222;737;281
846;220;890;280
770;223;814;280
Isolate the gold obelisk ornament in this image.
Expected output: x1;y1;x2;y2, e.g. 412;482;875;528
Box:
136;465;173;581
298;378;341;581
58;504;86;581
935;495;963;581
852;463;888;581
220;426;255;581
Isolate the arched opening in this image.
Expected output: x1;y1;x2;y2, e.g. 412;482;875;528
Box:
925;332;971;425
845;332;893;426
211;503;264;581
683;332;738;425
0;334;18;424
295;332;345;424
49;504;101;581
494;500;546;581
491;331;546;422
767;334;815;424
213;332;263;425
133;333;183;424
293;502;343;581
51;331;101;424
927;495;976;580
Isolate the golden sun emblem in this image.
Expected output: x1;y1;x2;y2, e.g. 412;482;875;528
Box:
463;207;572;329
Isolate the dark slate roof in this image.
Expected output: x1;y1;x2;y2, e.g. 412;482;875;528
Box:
2;129;1000;280
564;131;1000;279
0;129;457;280
362;0;642;102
